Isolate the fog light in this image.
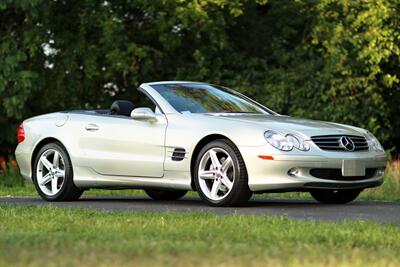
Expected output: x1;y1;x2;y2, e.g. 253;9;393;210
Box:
288;168;299;177
376;169;385;177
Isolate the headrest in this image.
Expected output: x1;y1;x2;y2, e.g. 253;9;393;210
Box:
110;100;136;117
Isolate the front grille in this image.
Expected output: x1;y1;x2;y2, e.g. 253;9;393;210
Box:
311;135;369;151
310;168;376;181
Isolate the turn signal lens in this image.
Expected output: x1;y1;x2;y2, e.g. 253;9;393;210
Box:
17;124;25;143
258;155;274;160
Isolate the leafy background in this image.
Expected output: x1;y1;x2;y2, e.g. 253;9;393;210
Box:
1;0;399;157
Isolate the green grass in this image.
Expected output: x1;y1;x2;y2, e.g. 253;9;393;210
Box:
0;163;399;266
0;205;399;267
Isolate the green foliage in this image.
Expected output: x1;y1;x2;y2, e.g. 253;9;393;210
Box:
0;0;399;155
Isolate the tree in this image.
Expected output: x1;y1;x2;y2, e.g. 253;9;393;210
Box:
0;0;399;156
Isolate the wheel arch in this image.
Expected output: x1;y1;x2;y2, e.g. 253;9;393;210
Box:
190;134;244;190
31;137;69;176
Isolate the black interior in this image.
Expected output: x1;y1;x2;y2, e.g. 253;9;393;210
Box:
65;92;157;117
110;100;136;117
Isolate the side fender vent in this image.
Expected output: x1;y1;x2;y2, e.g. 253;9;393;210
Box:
171;148;186;161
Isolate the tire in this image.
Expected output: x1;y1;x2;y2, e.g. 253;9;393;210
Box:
310;189;361;204
32;142;83;201
194;139;252;207
144;189;187;200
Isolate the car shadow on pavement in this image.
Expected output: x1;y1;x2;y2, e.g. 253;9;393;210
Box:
74;196;362;208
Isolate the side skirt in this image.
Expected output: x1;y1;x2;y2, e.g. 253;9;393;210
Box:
73;167;192;190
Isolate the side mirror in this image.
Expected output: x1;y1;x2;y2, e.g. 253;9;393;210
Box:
130;107;157;122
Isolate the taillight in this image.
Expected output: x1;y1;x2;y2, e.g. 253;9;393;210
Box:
17;124;25;143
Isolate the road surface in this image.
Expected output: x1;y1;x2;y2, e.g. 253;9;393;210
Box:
1;196;399;225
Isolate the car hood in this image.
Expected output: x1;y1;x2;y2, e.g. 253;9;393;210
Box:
204;114;366;138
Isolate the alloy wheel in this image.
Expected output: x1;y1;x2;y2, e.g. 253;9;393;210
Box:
36;149;66;196
197;147;235;201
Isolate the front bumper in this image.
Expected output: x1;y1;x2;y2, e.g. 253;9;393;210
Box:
239;145;387;192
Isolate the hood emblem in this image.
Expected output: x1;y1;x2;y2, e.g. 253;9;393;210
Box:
339;136;355;151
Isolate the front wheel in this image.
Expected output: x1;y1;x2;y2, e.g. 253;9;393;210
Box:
144;189;187;200
194;139;252;207
310;189;361;204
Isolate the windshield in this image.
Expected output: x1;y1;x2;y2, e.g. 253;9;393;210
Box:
151;83;272;114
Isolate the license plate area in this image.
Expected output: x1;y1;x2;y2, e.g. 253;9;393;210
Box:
341;160;365;176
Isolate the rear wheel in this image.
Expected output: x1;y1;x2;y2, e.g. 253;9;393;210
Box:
310;189;360;204
194;139;252;207
144;189;187;200
33;142;83;201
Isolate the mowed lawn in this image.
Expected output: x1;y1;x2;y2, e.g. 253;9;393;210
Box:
0;161;399;266
0;205;399;267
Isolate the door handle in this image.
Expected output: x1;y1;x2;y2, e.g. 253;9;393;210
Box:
85;123;99;131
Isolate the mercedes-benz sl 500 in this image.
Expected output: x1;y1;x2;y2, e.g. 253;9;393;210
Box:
15;81;387;206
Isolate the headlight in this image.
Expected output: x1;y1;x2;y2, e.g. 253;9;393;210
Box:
264;131;310;151
365;131;384;152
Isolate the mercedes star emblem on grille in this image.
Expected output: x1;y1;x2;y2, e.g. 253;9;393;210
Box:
339;136;355;151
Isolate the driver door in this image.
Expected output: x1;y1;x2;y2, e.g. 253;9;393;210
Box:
79;91;166;178
80;114;166;178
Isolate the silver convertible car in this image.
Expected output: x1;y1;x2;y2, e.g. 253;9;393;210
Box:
15;81;387;206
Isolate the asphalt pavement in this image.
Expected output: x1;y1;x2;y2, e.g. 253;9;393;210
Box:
1;196;399;225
